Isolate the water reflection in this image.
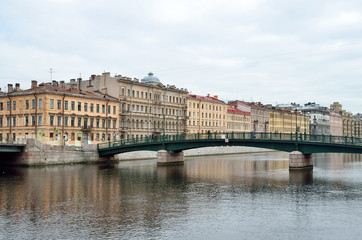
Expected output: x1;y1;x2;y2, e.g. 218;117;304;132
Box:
0;152;362;239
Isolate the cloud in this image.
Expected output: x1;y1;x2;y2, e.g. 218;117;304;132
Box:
1;0;362;113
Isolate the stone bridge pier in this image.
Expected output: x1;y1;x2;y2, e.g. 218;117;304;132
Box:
289;151;313;169
157;150;184;165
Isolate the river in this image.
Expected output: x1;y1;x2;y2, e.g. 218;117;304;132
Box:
1;151;362;239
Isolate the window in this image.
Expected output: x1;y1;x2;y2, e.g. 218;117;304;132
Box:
102;119;105;128
39;99;43;109
90;103;94;112
57;100;61;109
57;116;61;126
90;118;94;127
71;117;75;127
64;116;68;126
50;99;54;109
32;116;36;126
107;119;111;128
96;119;100;128
113;119;116;128
13;101;16;110
64;101;68;110
121;88;125;96
7;101;10;110
12;116;16;126
137;91;139;98
132;90;135;97
78;102;81;111
50;116;54;126
102;105;105;113
71;101;75;110
83;118;88;128
6;117;10;126
0;117;2;127
113;106;116;114
78;117;82;127
84;103;88;112
32;99;36;109
96;104;100;113
108;105;111;114
25;116;29;126
25;100;29;110
38;116;42;126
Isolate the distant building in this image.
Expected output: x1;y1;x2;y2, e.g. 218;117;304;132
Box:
330;102;353;137
329;109;343;136
0;81;119;145
353;113;362;137
186;94;227;134
299;102;330;135
78;72;188;140
228;101;269;132
226;106;251;132
268;106;309;134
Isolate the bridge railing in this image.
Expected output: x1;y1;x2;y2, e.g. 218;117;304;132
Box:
97;132;362;150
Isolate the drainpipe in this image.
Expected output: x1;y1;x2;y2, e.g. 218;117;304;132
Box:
33;93;38;139
7;95;12;143
62;94;66;146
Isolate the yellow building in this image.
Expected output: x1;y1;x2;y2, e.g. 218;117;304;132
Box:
0;81;119;146
187;94;227;134
226;106;251;132
268;108;309;134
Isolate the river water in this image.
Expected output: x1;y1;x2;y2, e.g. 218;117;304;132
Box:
1;151;362;240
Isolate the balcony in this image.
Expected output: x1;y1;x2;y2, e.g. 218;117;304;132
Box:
81;125;92;132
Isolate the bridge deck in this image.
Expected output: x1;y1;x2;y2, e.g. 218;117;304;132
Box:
98;132;362;157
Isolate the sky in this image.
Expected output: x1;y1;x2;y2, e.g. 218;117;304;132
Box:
1;0;362;113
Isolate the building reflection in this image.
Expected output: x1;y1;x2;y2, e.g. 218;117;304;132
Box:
1;152;362;231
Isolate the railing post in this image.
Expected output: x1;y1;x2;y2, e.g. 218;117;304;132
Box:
322;134;325;143
329;135;332;143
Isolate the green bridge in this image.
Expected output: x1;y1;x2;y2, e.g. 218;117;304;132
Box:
98;132;362;168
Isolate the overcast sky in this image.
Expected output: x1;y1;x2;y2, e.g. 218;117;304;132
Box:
1;0;362;113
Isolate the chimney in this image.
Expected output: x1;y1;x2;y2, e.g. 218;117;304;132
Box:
52;80;58;87
8;84;13;93
214;95;218;100
77;78;82;90
89;74;95;87
70;79;76;84
207;94;210;97
31;80;37;89
59;81;65;88
15;83;20;92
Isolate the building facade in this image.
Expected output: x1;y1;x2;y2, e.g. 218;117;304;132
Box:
226;107;251;132
187;94;227;134
79;72;188;140
268;107;309;134
329;109;343;136
0;81;119;145
299;102;330;135
353;113;362;137
228;101;269;132
330;102;353;137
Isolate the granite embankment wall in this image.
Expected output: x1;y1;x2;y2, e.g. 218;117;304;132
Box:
10;139;275;166
12;139;108;166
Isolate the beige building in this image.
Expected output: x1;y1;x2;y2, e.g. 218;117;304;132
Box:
78;72;188;140
0;81;119;146
227;106;251;132
330;102;353;137
329;109;343;136
187;94;227;134
228;101;269;132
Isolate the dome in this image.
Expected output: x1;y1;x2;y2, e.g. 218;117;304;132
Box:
142;72;161;84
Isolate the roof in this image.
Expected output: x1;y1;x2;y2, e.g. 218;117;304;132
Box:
227;107;250;115
142;72;161;84
187;94;226;104
2;83;118;102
